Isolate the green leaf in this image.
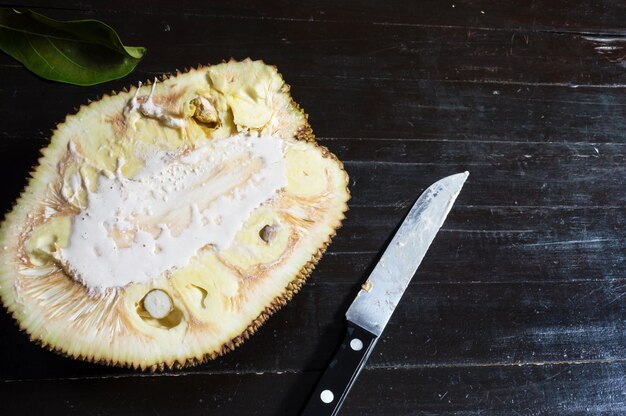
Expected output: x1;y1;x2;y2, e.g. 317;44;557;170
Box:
0;8;146;86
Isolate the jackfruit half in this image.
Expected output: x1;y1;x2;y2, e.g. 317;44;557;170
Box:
0;59;349;370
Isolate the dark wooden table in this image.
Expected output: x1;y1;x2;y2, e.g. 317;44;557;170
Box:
1;1;625;415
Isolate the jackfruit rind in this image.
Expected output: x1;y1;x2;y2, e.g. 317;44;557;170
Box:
0;59;349;370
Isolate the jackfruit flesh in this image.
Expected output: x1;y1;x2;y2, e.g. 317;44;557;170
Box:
0;59;349;369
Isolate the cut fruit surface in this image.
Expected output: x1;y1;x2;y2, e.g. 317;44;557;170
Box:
0;59;349;369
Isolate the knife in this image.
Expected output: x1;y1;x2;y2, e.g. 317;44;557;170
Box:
300;171;469;416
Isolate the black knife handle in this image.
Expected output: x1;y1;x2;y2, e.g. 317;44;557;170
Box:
301;322;378;416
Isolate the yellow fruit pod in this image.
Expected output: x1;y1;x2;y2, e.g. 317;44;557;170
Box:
0;59;349;370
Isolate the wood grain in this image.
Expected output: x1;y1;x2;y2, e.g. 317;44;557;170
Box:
4;363;626;415
7;0;626;33
0;1;624;415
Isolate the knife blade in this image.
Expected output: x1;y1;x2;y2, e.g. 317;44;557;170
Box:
301;171;469;416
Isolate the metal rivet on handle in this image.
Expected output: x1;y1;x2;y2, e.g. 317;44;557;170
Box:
350;338;363;351
320;389;334;403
